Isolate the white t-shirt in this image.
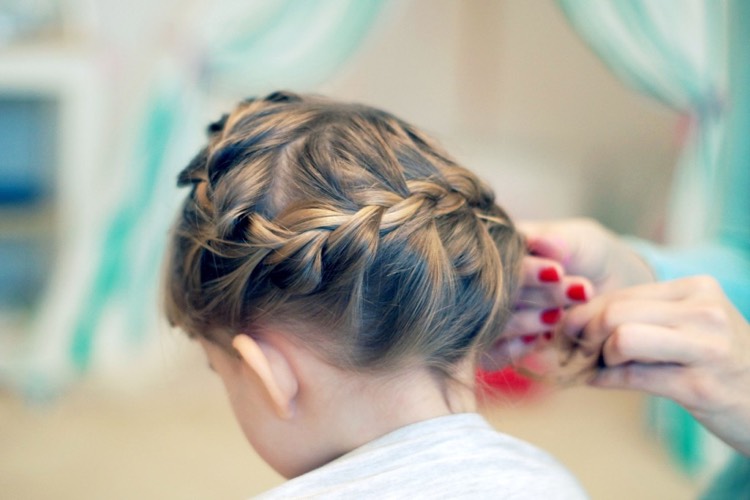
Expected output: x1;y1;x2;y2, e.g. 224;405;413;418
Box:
254;412;588;499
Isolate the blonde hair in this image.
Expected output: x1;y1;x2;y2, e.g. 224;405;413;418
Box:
164;91;524;375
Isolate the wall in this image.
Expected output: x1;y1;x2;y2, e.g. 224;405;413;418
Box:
324;0;679;234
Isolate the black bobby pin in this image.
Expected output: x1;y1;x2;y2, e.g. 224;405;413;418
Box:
177;148;209;187
265;91;300;103
207;113;229;134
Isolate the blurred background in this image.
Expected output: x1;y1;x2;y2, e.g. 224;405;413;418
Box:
0;0;706;498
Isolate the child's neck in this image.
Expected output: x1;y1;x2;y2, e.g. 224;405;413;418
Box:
294;349;477;471
254;333;479;478
330;365;476;439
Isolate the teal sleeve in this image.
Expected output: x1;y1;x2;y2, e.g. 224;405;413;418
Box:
700;453;750;500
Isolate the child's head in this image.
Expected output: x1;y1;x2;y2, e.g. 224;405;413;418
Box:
164;91;524;476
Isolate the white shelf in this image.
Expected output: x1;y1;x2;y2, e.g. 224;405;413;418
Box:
0;43;106;237
0;44;105;341
0;203;56;238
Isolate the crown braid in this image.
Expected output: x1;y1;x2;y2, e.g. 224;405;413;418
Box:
165;92;524;372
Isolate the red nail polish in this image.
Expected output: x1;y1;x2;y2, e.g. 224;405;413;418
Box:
567;284;587;301
540;308;562;325
539;267;560;283
521;334;537;345
542;331;553;341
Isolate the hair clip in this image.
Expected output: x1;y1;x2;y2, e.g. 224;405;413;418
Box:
207;113;229;134
265;91;300;103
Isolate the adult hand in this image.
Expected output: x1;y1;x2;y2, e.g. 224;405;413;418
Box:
483;218;650;369
481;256;593;370
521;218;655;294
560;276;750;457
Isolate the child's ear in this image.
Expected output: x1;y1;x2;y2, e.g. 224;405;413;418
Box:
232;334;299;419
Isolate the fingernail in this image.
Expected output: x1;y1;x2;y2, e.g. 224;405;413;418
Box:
538;267;560;283
540;308;562;325
521;334;537;345
542;331;553;341
566;284;587;301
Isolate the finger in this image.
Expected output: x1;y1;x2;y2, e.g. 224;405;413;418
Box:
480;337;537;371
601;323;707;367
505;308;562;338
588;363;690;404
516;276;593;310
521;256;564;286
606;278;702;303
480;340;513;371
518;221;570;263
562;297;696;344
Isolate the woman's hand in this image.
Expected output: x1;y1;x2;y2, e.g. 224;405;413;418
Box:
481;255;594;371
560;276;750;456
483;218;650;369
520;218;655;293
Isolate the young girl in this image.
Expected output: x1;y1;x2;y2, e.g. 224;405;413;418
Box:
164;91;587;498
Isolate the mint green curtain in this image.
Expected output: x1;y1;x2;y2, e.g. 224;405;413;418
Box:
558;0;750;479
559;0;726;246
24;0;384;395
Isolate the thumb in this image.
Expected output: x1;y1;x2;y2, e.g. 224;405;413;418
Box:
480;337;534;371
518;221;571;264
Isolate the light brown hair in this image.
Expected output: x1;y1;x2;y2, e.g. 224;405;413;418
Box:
164;91;524;375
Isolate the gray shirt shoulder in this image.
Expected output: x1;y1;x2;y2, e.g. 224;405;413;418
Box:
254;413;588;499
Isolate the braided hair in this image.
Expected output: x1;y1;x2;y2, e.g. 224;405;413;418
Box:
165;91;524;374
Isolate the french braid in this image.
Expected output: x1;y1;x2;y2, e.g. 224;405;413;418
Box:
165;92;524;373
